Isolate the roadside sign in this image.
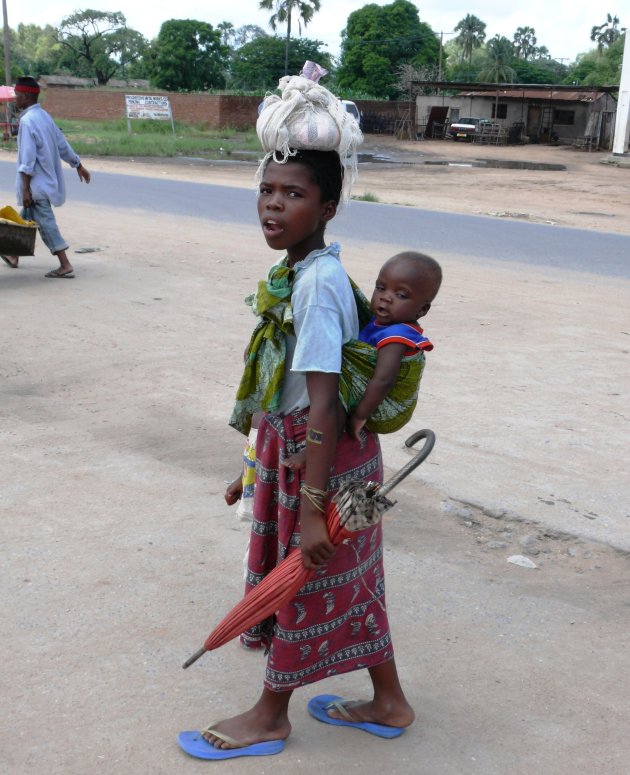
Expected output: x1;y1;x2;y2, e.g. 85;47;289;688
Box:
125;94;175;134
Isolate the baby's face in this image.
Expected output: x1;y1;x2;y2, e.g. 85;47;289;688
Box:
370;258;433;326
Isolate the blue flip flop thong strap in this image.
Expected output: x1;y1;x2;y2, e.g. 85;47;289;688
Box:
178;731;285;760
307;694;406;739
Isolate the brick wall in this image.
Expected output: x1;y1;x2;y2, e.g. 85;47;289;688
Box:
42;88;261;129
42;86;408;133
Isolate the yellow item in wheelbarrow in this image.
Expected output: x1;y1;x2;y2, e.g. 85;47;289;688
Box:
0;205;37;256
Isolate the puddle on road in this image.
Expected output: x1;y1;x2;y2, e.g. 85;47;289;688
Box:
425;159;566;171
176;151;566;171
177;150;261;163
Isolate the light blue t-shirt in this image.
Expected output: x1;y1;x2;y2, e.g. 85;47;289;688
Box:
279;242;359;414
16;103;82;207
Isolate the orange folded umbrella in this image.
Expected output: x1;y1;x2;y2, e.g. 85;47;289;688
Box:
183;429;435;669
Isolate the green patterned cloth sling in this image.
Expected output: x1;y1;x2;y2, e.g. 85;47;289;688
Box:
229;263;426;436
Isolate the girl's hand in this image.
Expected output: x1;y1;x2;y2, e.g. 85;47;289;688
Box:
300;500;335;570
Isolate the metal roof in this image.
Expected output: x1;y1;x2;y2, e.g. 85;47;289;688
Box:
410;80;619;96
457;89;605;102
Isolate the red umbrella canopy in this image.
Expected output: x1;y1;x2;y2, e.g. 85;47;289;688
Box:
0;85;16;101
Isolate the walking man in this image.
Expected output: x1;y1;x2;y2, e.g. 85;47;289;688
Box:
1;76;90;278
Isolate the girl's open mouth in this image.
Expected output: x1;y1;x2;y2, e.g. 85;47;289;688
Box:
262;219;282;236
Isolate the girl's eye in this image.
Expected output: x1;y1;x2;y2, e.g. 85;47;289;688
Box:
397;293;408;299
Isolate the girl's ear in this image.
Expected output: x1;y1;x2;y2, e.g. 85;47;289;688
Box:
320;200;337;224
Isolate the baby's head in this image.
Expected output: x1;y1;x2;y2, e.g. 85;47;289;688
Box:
370;251;442;326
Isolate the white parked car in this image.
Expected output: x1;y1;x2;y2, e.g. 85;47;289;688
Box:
448;116;492;141
342;100;361;127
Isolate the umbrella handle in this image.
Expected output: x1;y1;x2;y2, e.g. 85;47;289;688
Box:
379;429;436;497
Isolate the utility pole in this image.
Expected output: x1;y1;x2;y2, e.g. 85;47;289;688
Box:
2;0;9;85
612;31;630;155
435;31;454;82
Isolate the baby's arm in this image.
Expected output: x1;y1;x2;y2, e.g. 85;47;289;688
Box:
349;342;407;439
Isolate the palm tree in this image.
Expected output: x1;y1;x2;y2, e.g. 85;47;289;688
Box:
478;35;516;83
454;13;486;72
513;26;537;61
590;14;622;52
258;0;321;76
217;21;235;48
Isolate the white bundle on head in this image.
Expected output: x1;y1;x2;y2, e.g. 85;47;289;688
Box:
255;74;363;203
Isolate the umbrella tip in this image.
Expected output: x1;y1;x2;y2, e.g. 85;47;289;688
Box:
182;647;207;669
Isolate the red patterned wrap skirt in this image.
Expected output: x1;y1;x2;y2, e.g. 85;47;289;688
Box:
241;409;394;692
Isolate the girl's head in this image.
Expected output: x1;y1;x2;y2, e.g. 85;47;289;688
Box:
257;150;342;265
370;252;442;326
285;149;344;205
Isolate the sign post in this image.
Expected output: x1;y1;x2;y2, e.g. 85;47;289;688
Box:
125;94;175;135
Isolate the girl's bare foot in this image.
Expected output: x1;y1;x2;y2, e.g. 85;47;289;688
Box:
325;697;415;729
201;705;291;750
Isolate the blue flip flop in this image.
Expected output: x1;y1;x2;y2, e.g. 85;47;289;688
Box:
307;694;406;739
178;730;285;760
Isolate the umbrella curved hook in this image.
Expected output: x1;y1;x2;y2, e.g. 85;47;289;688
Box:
378;429;436;498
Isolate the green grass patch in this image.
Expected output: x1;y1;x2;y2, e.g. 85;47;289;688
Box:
352;191;380;202
56;118;260;158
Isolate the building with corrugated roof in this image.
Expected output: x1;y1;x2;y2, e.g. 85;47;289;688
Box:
415;85;618;148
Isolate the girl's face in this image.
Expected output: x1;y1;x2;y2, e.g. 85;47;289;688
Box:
257;160;337;266
370;259;432;326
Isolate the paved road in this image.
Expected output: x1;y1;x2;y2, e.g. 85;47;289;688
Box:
1;160;629;278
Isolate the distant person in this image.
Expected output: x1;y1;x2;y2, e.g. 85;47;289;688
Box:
0;76;90;278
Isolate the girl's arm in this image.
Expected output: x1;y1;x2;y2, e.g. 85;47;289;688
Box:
349;342;407;439
300;371;339;570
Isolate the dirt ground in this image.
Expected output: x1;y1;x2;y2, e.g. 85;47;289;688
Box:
1;137;630;774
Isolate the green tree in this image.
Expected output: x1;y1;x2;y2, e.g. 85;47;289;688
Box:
217;21;235;48
513;26;537;60
512;57;568;84
337;0;439;99
478;35;516;83
232;25;267;48
12;24;63;76
112;28;148;78
443;40;486;81
230;34;331;90
146;19;228;91
258;0;321;76
566;31;625;85
590;14;622;52
58;9;146;84
453;14;486;68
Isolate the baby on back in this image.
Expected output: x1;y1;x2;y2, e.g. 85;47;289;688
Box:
282;250;442;470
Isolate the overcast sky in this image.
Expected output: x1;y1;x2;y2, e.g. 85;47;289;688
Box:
7;1;615;63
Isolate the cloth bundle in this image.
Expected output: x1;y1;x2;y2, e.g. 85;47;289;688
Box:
255;65;363;202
